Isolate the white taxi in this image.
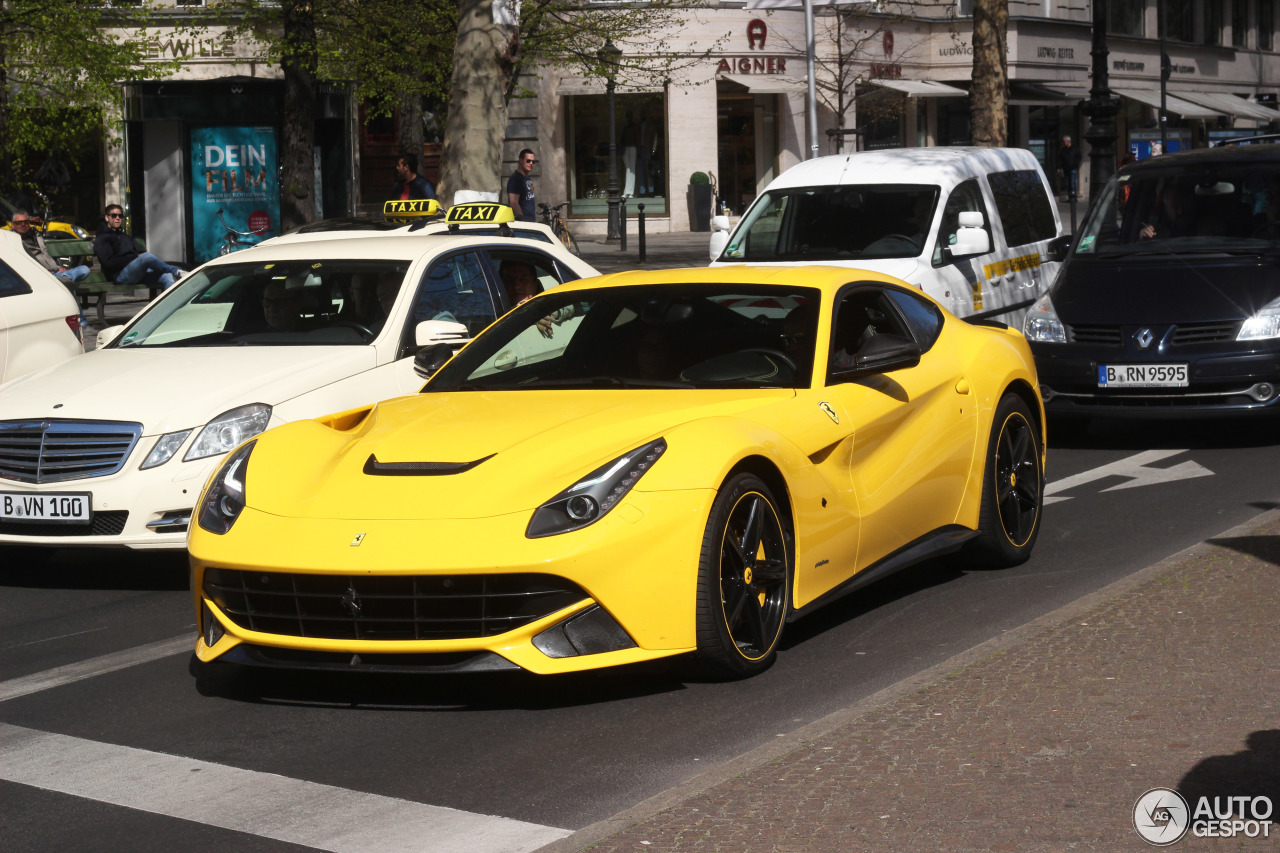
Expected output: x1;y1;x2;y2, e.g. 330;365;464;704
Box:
0;203;598;550
710;147;1065;322
0;229;83;386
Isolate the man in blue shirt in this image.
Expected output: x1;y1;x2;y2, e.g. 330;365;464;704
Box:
506;149;536;222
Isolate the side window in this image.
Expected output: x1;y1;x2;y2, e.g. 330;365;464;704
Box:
932;179;994;267
885;289;944;351
411;252;498;337
827;286;913;382
0;258;34;298
988;169;1057;248
490;250;570;312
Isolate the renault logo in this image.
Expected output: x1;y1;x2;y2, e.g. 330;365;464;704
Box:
1135;328;1154;350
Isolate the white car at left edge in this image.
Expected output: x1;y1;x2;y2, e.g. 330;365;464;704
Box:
0;229;84;386
0;201;598;552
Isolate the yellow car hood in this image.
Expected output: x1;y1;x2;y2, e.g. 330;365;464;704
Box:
247;388;793;520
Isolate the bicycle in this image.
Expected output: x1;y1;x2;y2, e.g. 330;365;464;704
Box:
216;208;266;256
538;202;579;256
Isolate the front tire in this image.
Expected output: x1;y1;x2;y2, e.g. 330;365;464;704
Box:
967;393;1044;567
694;473;791;679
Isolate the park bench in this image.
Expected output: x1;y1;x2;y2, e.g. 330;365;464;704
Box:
47;238;164;325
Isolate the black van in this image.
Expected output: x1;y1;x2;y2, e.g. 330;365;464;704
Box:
1023;144;1280;419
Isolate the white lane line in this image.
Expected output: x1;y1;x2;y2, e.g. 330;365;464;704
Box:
1044;449;1213;505
0;635;191;703
1;723;571;853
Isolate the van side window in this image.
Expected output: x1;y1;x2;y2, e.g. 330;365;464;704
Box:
988;170;1057;247
932;179;993;267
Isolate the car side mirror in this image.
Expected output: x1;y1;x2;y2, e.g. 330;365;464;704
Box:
833;333;921;378
945;212;991;259
1048;234;1072;262
413;319;470;348
93;325;125;348
709;229;730;260
413;343;455;379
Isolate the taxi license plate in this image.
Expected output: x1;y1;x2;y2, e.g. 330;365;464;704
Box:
1098;364;1188;388
0;492;92;523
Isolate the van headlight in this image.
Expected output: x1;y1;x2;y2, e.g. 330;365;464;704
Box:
1023;293;1066;343
1237;295;1280;341
197;441;255;535
526;439;667;538
184;404;271;461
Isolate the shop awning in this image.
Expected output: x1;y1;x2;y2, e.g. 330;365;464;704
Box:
1009;81;1088;105
1113;88;1225;119
868;79;968;98
555;77;664;96
1173;91;1280;121
718;74;808;94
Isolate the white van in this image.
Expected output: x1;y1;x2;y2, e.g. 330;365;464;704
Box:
710;147;1065;321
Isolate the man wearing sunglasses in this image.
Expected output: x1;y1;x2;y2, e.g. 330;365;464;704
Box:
93;204;184;290
506;148;537;222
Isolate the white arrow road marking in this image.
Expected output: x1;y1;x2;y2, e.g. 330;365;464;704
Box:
1045;449;1214;505
0;635;191;703
0;723;571;853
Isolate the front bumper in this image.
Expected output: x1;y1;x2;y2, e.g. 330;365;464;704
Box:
0;457;220;549
1032;343;1280;418
189;488;715;675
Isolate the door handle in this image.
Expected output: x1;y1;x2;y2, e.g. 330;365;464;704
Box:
955;378;971;395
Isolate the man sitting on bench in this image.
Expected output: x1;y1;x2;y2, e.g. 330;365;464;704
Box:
93;203;183;290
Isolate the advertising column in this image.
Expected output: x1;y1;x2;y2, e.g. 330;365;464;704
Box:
191;126;280;263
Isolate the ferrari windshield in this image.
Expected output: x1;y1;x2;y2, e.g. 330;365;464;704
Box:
109;259;410;347
718;185;939;262
1076;161;1280;256
428;283;822;391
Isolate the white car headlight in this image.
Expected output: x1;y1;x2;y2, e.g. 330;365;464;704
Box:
526;438;667;538
184;404;271;462
140;429;194;470
1023;293;1067;343
1237;295;1280;341
197;441;255;535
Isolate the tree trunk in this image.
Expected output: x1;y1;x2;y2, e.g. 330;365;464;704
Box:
970;0;1008;148
398;91;424;166
437;0;518;203
280;0;317;230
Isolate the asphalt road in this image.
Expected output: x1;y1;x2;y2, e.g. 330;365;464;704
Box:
2;417;1278;853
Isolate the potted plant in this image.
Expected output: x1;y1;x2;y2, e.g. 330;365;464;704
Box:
688;171;713;232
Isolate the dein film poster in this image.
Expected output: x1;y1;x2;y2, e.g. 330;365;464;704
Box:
191;126;279;263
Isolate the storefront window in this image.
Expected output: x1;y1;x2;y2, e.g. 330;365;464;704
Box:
1233;1;1248;47
1261;1;1275;51
568;93;666;216
1162;0;1194;42
1110;0;1144;37
1203;1;1223;45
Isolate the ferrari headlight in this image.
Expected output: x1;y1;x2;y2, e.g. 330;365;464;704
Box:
1023;293;1067;343
197;440;255;535
1237;295;1280;341
140;429;194;470
526;438;667;538
184;404;271;462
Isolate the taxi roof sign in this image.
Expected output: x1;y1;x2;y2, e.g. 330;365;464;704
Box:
445;202;515;225
383;198;443;221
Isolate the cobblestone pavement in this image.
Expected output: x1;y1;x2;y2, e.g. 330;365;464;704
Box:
541;510;1279;853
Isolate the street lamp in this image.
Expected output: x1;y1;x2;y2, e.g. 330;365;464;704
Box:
599;39;623;242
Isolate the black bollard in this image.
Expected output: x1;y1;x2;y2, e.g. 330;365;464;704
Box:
619;197;628;252
637;204;646;263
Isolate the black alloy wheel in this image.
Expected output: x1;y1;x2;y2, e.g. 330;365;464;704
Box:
967;393;1044;567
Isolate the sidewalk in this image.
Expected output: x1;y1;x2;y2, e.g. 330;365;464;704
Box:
543;509;1280;853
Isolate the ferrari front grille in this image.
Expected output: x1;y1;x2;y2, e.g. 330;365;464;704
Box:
203;569;589;641
0;420;143;484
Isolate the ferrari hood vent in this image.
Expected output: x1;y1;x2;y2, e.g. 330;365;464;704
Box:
363;453;496;476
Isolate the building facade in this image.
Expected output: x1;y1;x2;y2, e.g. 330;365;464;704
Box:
512;0;1280;234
